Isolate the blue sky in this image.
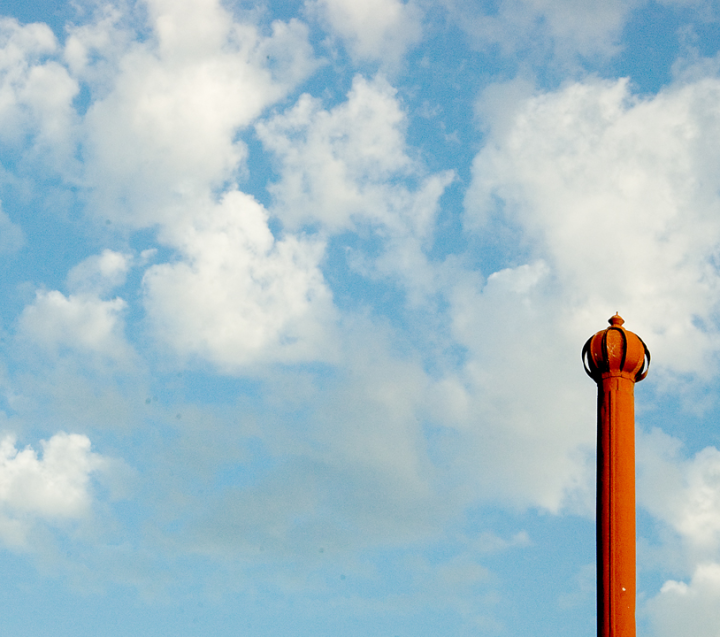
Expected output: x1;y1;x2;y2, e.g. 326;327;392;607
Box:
1;0;720;635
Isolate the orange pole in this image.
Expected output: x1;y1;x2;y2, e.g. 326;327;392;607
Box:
583;315;650;637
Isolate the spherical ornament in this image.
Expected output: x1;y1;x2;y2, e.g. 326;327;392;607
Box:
582;314;650;383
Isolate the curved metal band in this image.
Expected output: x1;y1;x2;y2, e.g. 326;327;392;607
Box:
635;336;651;382
582;337;600;381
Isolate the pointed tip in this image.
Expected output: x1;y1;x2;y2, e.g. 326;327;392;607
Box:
608;313;625;327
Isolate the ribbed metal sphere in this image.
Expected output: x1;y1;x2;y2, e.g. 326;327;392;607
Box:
583;314;650;383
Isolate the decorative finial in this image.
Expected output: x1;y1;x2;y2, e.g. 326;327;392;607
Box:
582;314;650;383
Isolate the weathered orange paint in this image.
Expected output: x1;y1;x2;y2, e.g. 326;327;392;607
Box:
583;314;650;637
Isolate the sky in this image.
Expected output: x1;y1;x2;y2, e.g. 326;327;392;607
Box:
2;0;720;635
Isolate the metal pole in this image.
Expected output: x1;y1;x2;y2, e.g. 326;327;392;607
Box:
583;314;650;637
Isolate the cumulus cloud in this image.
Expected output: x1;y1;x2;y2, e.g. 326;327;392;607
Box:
18;289;130;361
67;249;132;296
433;261;596;512
466;75;720;380
638;428;720;563
63;6;129;83
307;0;423;66
451;70;720;515
0;432;104;547
33;0;335;372
0;17;78;171
261;75;421;230
142;190;336;370
647;562;720;637
671;448;720;553
258;74;453;297
395;68;720;517
0;17;58;141
78;0;317;226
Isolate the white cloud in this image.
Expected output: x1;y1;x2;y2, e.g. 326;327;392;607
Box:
434;261;596;512
260;75;415;230
452;71;720;514
0;432;104;547
78;1;317;226
466;76;720;380
0;432;100;517
646;562;720;637
673;448;720;551
142;190;336;370
258;74;453;298
307;0;423;66
63;6;127;82
55;1;332;372
67;249;132;296
0;17;78;171
515;0;637;56
18;289;130;361
0;17;55;59
630;426;720;636
0;18;58;139
638;428;720;562
444;0;641;61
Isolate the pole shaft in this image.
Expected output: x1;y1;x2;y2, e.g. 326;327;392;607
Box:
597;375;636;637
